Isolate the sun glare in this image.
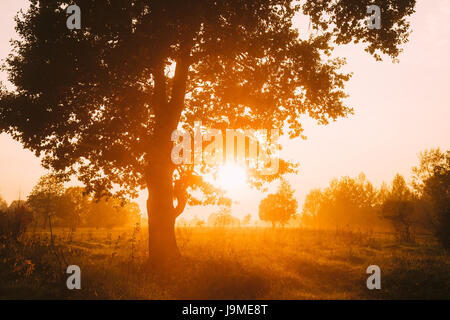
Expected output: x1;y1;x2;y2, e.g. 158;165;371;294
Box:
216;163;247;193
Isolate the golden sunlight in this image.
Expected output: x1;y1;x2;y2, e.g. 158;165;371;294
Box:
216;163;247;193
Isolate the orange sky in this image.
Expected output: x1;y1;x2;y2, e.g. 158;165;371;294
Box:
0;1;449;220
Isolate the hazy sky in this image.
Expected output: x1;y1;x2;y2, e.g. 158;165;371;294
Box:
0;1;449;219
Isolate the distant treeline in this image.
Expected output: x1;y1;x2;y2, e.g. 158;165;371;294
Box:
0;174;141;231
2;148;448;250
177;148;449;251
177;207;248;228
301;148;449;248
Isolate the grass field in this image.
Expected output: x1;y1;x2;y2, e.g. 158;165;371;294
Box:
1;226;449;299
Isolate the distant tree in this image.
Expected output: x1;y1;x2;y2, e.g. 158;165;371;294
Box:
411;148;447;195
86;197;141;229
409;149;449;234
0;0;416;265
0;201;33;240
176;217;188;227
390;174;413;201
177;216;205;227
288;214;303;227
195;219;205;227
259;180;297;227
121;202;142;227
376;182;391;206
381;199;414;241
189;215;201;227
27;174;65;229
301;174;379;229
241;214;252;227
301;188;324;228
208;207;240;227
420;150;450;249
0;195;8;212
58;187;90;230
8;200;29;211
85;200;104;229
380;174;415;241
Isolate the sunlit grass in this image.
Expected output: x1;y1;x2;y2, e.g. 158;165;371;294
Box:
1;227;449;299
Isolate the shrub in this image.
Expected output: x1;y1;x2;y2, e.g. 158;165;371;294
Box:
0;203;33;241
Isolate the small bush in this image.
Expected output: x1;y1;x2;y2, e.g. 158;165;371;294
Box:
0;204;33;241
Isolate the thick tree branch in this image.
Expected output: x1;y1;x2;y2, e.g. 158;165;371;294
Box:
152;62;167;115
174;192;188;218
173;178;188;218
170;56;189;112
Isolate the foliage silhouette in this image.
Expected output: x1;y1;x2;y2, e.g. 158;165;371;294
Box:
259;180;297;227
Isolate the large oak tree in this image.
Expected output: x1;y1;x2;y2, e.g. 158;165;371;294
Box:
0;0;415;266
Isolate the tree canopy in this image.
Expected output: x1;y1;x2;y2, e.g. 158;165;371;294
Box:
0;0;415;198
302;173;379;228
418;149;450;248
259;180;297;227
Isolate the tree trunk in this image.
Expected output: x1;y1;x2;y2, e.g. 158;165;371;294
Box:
147;195;179;265
145;50;191;267
146;151;181;267
147;197;179;267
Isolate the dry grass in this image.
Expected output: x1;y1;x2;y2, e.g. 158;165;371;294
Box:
1;226;449;299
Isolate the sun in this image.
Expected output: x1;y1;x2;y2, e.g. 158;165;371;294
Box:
216;163;247;193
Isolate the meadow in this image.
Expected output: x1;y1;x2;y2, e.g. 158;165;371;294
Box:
1;226;449;300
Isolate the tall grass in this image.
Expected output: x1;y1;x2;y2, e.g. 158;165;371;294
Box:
0;226;449;299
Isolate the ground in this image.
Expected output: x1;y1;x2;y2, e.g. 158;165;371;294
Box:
1;227;449;299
